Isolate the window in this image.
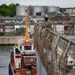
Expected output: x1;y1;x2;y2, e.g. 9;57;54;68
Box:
29;26;30;28
24;57;31;62
24;46;31;50
24;57;36;65
33;46;35;50
20;46;22;50
36;12;41;16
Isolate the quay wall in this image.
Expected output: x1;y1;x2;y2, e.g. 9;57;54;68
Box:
0;36;24;45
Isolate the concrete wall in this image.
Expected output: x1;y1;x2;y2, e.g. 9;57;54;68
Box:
0;36;24;45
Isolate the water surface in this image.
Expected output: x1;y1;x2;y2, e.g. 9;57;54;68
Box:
0;46;14;75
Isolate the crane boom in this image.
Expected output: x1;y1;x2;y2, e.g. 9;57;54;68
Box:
25;6;31;42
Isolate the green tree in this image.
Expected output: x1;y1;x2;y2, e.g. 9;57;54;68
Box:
0;8;12;16
10;30;16;36
59;8;66;13
10;27;25;36
0;4;8;9
0;32;4;36
8;3;16;16
15;27;26;35
16;3;20;6
0;3;20;17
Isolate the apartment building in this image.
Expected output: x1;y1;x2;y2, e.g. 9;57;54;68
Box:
65;8;75;16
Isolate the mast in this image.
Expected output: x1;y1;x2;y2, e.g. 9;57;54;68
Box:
25;6;30;42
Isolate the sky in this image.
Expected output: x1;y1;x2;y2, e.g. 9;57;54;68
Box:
0;0;75;8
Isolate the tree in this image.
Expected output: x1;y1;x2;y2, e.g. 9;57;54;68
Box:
0;4;8;9
16;3;20;6
15;27;26;35
0;32;4;36
0;8;12;16
8;3;16;16
59;8;66;13
9;27;25;36
0;3;20;17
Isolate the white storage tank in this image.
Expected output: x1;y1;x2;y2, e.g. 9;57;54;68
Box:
32;6;45;16
16;6;29;16
47;6;59;13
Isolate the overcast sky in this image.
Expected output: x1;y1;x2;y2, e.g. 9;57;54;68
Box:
0;0;75;7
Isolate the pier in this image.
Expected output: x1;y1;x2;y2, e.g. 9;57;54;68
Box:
0;36;24;45
34;25;75;75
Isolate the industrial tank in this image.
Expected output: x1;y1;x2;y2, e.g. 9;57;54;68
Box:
47;6;59;13
16;6;29;16
32;6;45;16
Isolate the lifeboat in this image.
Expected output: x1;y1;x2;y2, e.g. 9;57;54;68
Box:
9;6;37;75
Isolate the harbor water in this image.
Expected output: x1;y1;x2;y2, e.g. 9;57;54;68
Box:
0;42;75;75
0;46;14;75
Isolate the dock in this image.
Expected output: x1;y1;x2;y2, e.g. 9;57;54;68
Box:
0;36;24;45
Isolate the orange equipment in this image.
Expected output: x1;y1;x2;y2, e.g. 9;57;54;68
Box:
25;6;31;42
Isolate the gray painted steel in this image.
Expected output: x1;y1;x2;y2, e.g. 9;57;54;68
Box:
32;6;45;16
16;6;60;16
16;6;29;16
47;6;59;12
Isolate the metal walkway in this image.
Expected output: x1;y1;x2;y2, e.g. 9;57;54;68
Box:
34;25;75;75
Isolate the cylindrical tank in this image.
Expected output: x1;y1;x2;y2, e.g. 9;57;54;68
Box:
32;6;45;16
47;6;59;13
16;6;29;16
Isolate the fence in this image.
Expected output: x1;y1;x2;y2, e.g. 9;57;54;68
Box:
34;25;75;75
